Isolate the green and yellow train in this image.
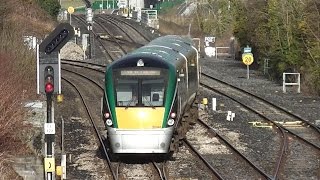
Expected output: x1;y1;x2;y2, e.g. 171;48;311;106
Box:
102;35;199;154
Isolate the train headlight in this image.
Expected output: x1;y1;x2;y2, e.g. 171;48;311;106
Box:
104;112;110;119
170;112;176;118
167;119;175;126
106;119;113;126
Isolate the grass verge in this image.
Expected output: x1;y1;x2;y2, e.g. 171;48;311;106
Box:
0;0;55;178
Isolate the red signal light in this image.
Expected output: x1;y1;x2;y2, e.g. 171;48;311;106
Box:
45;82;54;94
44;66;54;94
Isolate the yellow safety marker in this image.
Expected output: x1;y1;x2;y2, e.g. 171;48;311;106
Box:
56;166;62;176
248;121;273;128
274;121;303;127
44;157;55;172
57;94;64;103
202;98;208;105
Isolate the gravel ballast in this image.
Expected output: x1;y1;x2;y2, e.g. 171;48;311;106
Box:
201;57;320;125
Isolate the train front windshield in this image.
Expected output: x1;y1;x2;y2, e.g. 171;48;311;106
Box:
114;68;167;107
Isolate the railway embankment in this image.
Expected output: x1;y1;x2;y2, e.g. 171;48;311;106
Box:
11;102;45;179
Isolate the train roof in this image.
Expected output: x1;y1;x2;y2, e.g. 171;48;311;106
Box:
147;35;194;53
106;35;196;70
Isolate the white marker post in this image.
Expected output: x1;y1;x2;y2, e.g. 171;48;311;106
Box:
227;111;232;121
226;111;236;121
231;112;235;121
212;98;216;111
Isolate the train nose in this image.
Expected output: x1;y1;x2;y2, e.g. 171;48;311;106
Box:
115;143;121;148
108;128;174;153
113;142;166;150
160;142;166;148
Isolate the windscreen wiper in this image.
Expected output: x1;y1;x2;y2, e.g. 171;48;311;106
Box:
143;97;155;109
125;97;136;109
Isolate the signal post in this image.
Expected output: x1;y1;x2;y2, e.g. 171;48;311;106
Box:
86;8;93;59
37;23;74;180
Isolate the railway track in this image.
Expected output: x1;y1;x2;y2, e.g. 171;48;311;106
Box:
182;138;224;179
152;161;168;180
201;73;320;147
60;13;319;178
114;161;166;179
200;72;320;179
188;117;272;179
98;14;151;43
72;15;124;61
59;70;113;179
73;14;149;58
61;59;319;179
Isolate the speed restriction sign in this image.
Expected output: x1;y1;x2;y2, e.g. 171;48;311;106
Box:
68;6;74;14
242;53;254;65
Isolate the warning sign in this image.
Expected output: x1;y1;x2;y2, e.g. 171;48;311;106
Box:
242;53;254;66
68;6;74;14
44;157;55;172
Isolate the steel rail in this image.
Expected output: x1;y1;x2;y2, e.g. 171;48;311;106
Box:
200;82;289;180
152;161;166;180
162;161;168;180
183;139;224;180
61;61;105;74
197;118;274;179
200;76;319;179
72;15;116;61
201;73;320;133
92;18;127;54
96;15;138;44
61;59;106;68
200;76;320;150
62;72;117;179
104;14;151;42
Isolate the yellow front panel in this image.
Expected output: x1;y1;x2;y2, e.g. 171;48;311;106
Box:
115;107;165;129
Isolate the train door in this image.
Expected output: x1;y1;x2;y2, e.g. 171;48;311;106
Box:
187;54;198;98
177;65;187;119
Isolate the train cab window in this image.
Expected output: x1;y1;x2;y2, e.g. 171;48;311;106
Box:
142;79;165;107
114;68;167;107
115;79;138;107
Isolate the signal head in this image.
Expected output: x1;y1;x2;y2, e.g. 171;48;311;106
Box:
44;66;54;95
39;23;75;54
45;81;54;94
